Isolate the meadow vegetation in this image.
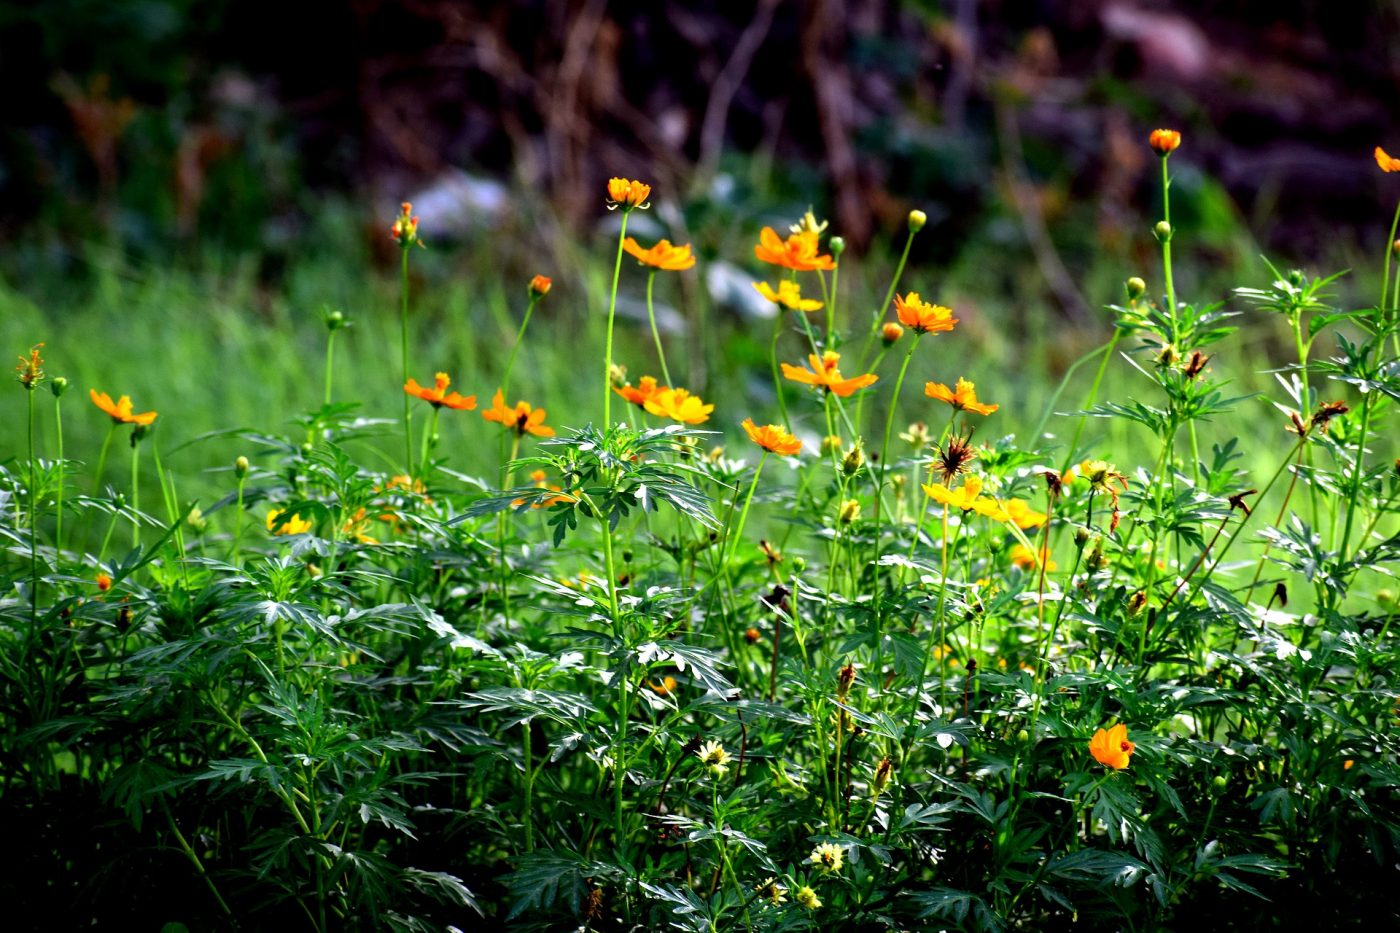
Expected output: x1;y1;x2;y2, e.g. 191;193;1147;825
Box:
1;132;1397;931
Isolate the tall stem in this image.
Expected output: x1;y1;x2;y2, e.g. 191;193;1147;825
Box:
54;396;64;557
399;247;414;477
644;271;673;386
501;295;541;401
859;228;916;370
768;313;790;429
323;329;337;409
603;213;631;428
129;439;142;550
872;335;922;619
27;390;39;623
1159;154;1178;343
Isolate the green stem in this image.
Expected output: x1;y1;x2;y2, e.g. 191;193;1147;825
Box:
768;312;790;429
1338;391;1374;563
231;475;246;567
27;390;39;623
1160;154;1178;342
603;213;631;428
400;247;414;477
54;395;64;557
859;228;916;370
1059;329;1123;471
163;802;234;918
130;437;141;551
1378;199;1400;313
323;328;337;409
872;335;922;617
522;720;536;852
644;271;673;386
725;452;770;568
501;295;540;401
92;423;116;497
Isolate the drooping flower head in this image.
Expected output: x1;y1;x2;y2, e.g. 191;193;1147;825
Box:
1089;723;1135;770
754;280;823;312
742;418;802;456
606;177;651;211
404;372;477;410
925;377;998;415
754;227;836;271
481;389;554;437
1149;129;1181;155
90;389;157;426
781;351;878;398
390;201;424;248
1376;147;1400;173
16;343;44;390
623;237;696;271
643;386;714;424
893;293;958;335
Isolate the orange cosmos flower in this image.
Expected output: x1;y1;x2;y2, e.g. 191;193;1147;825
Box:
644;386;714;424
623;237;696;271
1376;146;1400;173
1089;723;1135;770
404;372;477;410
754;280;822;312
481;389;555;437
924;377;998;415
606;177;651;210
753;227;836;271
390;201;423;247
1010;543;1056;571
90;389;157;426
894;293;958;335
742;418;802;456
781;351;878;398
266;509;312;536
614;375;662;409
1148;129;1181;155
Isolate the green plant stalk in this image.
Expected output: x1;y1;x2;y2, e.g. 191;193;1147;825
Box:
163;801;234;918
400;246;414;478
500;294;541;401
1290;311;1323;533
130;437;141;550
1059;329;1123;472
819;266;836;339
725;451;769;568
53;389;64;551
92;423;116;497
323;327;337;409
521;720;536;852
871;334;922;621
230;474;246;567
1378;199;1400;313
602;212;630;429
644;271;673;387
768;311;790;429
859;227;916;370
1337;391;1374;564
419;405;441;479
1160;154;1178;342
27;389;39;624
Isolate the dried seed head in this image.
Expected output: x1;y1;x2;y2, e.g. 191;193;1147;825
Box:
932;429;978;484
837;662;857;699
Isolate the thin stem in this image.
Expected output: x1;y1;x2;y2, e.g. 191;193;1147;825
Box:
1159;154;1178;342
603;212;631;428
768;312;790;429
54;395;64;556
27;390;39;624
323;329;337;409
1059;329;1123;471
645;271;673;386
130;438;142;550
872;335;922;619
859;228;916;371
726;452;770;569
1338;392;1374;563
400;247;414;477
501;295;540;401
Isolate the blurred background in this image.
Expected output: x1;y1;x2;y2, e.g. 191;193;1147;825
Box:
2;0;1397;486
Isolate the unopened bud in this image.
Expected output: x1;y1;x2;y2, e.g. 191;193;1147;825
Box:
186;506;207;532
841;442;865;476
907;209;928;232
235;455;250;478
1125;277;1146;300
1074;526;1091;547
324;309;346;331
821;434;843;455
792;555;807;573
1378;589;1396;608
529;274;552;298
49;376;69;398
1288;269;1305;288
829;236;846;256
881;322;905;345
1153;220;1173;241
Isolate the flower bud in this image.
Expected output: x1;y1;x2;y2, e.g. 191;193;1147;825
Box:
324;309;347;332
235;455;250;478
1378;589;1396;608
299;442;313;457
1016;728;1030;744
829;236;846;256
744;626;762;644
1148;128;1181;155
1074;526;1091;547
873;757;893;795
838;499;861;524
821;434;843;455
1212;774;1229;790
1393;239;1400;257
1287;269;1305;288
881;322;904;345
1153;220;1173;241
186;506;207;532
1125;277;1146;300
609;363;627;388
131;423;151;446
529;274;552;298
792;555;807;573
49;375;69;398
907;209;927;232
841;442;865;477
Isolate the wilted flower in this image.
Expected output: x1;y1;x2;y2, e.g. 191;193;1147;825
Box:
873;757;893;795
16;343;44;390
1089;723;1135;770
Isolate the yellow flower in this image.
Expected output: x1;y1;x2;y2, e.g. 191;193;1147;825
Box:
91;389;158;426
893;292;958;335
266;509;312;536
1377;147;1400;173
795;886;822;910
754;280;822;312
643;386;714;424
528;274;551;297
606;177;651;210
757;878;787;906
924;377;997;415
623;237;696;271
837;499;861;524
809;842;845;872
781;351;878;398
697;739;731;777
1149;129;1182;155
1003;498;1047;529
1089;723;1135;770
754;226;836;271
921;474;1006;521
404;372;477;410
481;389;555;437
742;418;802;456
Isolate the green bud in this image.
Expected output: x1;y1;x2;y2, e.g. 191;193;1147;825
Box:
49;376;69;398
1125;277;1146;300
1212;774;1228;790
299;442;313;457
1074;526;1091;547
907;209;927;233
1015;729;1030;744
1287;269;1304;288
324;308;347;331
235;455;250;478
1153;220;1173;241
829;236;846;256
792;555;808;573
186;506;208;532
